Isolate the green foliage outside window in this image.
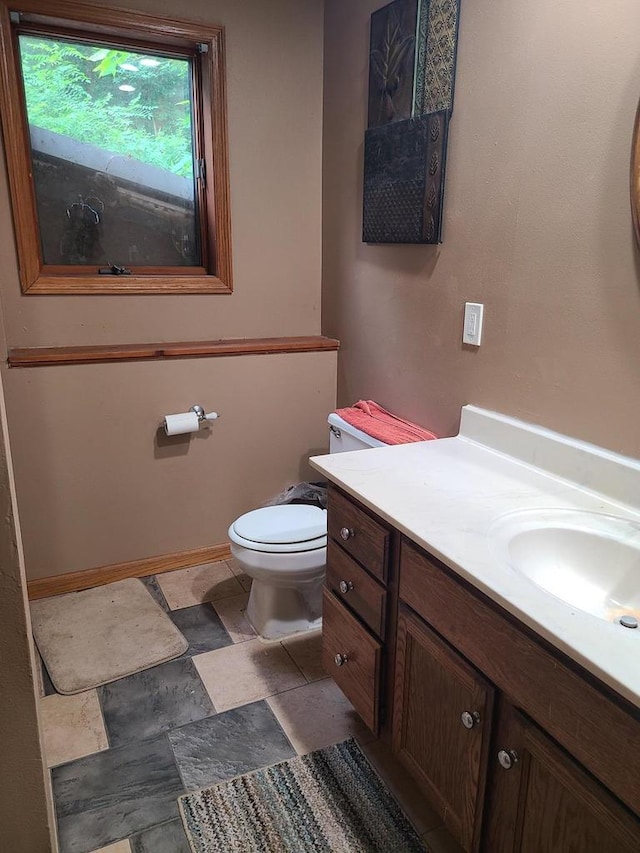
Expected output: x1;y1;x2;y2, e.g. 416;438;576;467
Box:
19;35;194;178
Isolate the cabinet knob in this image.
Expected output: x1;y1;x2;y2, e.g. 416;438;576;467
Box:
334;653;348;667
461;710;481;729
497;749;519;770
339;580;354;594
340;527;355;541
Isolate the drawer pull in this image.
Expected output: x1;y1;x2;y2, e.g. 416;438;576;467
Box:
497;749;519;770
339;580;354;594
461;710;481;729
334;653;348;667
340;527;355;541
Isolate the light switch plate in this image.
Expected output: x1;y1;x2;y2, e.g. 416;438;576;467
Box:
463;302;484;346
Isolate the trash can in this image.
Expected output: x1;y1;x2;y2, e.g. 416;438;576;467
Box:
264;481;327;510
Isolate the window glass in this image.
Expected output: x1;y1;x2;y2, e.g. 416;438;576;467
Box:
18;34;201;268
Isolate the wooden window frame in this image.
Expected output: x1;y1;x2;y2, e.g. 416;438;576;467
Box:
0;0;232;294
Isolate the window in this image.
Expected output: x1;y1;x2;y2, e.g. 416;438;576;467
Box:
0;2;232;294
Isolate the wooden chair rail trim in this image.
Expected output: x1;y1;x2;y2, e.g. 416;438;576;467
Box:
27;541;232;600
8;335;340;367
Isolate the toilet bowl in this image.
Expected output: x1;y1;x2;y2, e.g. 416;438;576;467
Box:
228;413;387;641
228;505;327;640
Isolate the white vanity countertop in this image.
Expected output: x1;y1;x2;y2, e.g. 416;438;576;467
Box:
310;406;640;709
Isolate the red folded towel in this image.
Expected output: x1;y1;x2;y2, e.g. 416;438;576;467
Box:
335;400;438;445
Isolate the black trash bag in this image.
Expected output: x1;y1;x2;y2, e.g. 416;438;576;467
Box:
264;481;327;510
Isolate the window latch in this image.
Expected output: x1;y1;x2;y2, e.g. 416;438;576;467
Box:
98;264;131;276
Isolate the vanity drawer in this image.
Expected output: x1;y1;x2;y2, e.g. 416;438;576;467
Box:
328;487;390;582
322;588;381;733
327;540;387;638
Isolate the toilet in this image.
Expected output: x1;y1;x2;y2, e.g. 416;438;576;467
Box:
228;413;387;640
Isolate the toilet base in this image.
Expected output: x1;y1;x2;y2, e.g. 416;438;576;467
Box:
246;578;323;641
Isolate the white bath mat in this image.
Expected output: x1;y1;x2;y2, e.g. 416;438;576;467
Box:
31;578;188;694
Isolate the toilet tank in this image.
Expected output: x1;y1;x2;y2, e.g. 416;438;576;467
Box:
328;413;388;453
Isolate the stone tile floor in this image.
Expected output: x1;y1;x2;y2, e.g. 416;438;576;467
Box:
36;558;462;853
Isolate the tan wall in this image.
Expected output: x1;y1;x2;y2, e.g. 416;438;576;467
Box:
323;0;640;457
0;0;334;580
0;367;54;851
6;352;336;579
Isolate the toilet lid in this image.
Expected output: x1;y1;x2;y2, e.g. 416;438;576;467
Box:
232;505;327;545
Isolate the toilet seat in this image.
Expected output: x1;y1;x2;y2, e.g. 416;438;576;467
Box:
228;505;327;554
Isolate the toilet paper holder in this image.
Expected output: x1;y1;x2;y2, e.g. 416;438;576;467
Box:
162;404;220;436
189;404;219;423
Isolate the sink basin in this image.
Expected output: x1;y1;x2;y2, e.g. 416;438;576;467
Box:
489;508;640;623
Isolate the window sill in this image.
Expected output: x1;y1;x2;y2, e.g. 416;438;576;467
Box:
23;273;233;295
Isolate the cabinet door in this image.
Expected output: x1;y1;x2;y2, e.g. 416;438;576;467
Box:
484;703;640;852
393;607;495;852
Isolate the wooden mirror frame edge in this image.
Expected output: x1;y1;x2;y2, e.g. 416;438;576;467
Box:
630;98;640;246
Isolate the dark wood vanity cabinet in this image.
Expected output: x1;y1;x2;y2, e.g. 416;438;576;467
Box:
323;486;640;853
397;537;640;852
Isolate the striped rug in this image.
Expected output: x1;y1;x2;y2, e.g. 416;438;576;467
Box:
178;739;427;852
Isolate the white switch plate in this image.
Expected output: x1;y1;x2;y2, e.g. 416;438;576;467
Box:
463;302;484;346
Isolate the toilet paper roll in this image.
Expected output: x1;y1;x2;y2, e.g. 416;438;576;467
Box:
164;411;200;436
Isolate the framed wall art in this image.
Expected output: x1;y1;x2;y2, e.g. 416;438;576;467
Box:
363;0;461;245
